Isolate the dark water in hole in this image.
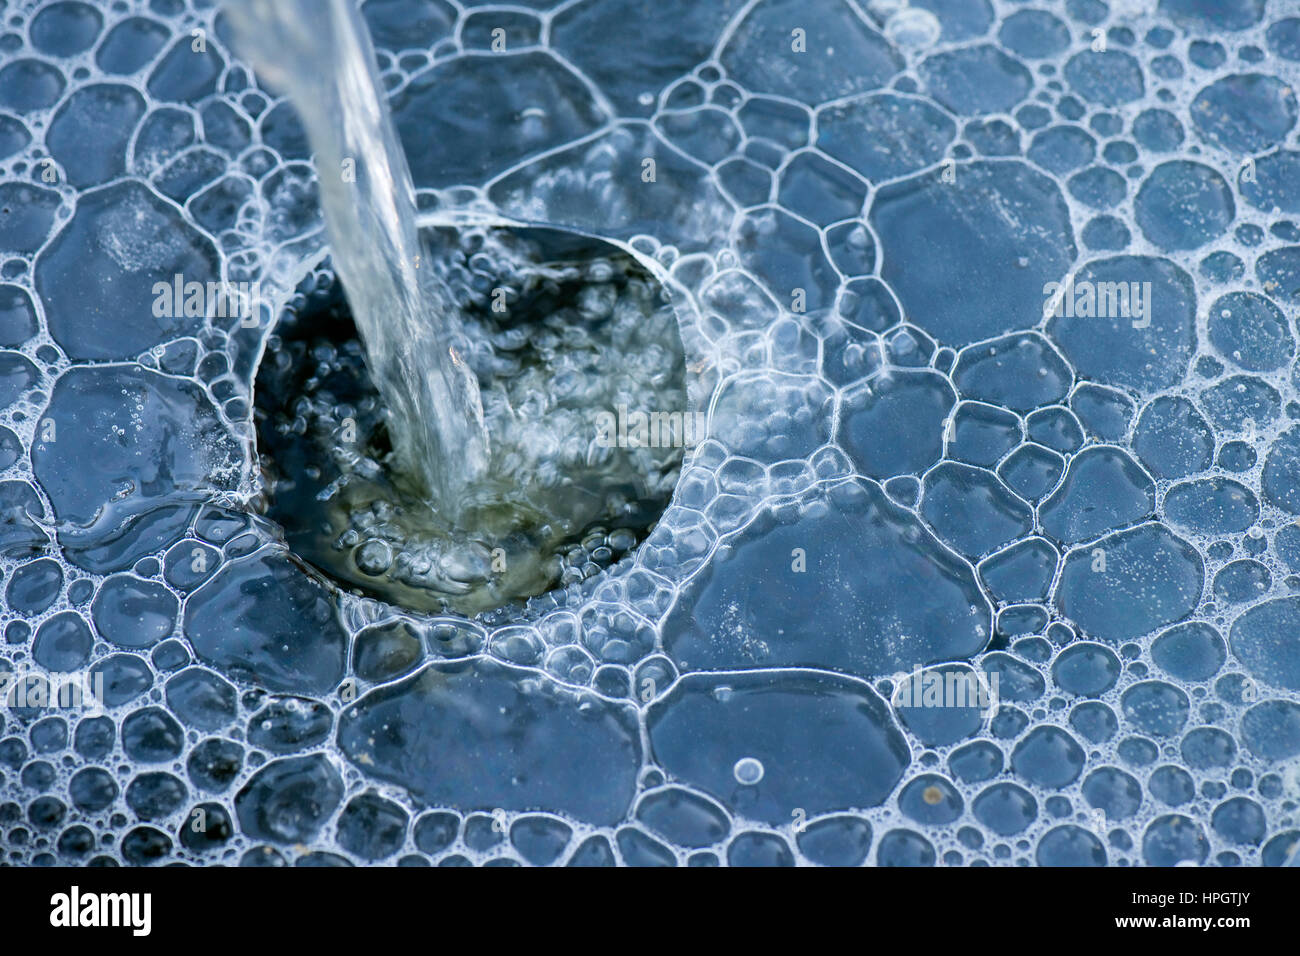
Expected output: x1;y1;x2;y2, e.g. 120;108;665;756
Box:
255;225;692;616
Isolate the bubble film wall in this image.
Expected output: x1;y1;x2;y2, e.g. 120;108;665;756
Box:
2;0;1300;867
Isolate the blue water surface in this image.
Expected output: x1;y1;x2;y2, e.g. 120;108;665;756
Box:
0;0;1299;866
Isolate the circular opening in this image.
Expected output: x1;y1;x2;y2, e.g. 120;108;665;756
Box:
253;223;696;617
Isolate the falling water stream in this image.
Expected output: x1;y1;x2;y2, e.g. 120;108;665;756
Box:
224;0;490;510
226;0;696;614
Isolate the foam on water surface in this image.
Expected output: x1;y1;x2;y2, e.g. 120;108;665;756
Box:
0;0;1298;866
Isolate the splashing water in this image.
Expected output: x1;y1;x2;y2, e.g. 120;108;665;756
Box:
224;0;490;509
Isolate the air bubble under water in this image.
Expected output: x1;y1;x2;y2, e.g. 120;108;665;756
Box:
0;0;1299;868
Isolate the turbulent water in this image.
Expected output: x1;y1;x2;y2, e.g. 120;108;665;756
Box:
1;0;1300;867
255;222;696;616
